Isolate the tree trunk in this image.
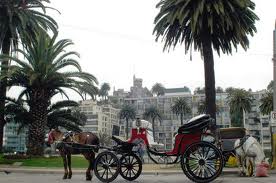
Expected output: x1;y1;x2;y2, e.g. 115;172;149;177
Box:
0;33;11;152
180;113;184;125
27;94;49;156
152;118;156;142
125;119;129;140
202;37;216;124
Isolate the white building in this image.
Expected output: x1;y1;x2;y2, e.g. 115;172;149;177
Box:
79;100;120;136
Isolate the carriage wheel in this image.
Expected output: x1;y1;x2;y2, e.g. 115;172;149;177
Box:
94;151;120;182
119;153;142;181
181;141;224;183
244;158;253;177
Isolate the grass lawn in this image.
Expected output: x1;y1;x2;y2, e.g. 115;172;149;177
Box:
0;154;88;168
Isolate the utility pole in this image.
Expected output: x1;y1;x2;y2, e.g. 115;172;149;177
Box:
272;20;276;169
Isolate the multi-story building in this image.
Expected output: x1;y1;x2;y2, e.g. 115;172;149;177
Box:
79;100;120;136
246;90;271;151
3;122;27;153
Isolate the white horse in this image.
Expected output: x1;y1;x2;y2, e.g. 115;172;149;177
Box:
234;136;269;176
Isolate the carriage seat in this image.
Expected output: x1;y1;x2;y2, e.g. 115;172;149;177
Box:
219;127;246;139
112;136;136;147
219;127;246;152
177;114;212;134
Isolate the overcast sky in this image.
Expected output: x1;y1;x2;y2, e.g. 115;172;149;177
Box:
48;0;276;95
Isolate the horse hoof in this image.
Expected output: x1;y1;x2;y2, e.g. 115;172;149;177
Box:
86;175;92;181
68;173;72;179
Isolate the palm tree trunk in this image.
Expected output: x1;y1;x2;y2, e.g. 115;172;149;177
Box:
202;37;216;124
152;118;156;142
27;95;49;156
180;113;184;125
125;119;129;140
0;34;11;152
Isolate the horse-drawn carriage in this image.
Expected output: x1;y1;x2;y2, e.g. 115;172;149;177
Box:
92;114;253;183
48;114;252;183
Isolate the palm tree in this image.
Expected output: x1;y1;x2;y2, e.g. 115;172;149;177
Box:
119;105;136;139
1;31;98;155
0;0;58;152
143;106;162;141
5;99;86;133
197;100;221;115
260;91;273;115
197;100;206;115
171;98;191;125
151;83;165;96
153;0;259;123
227;89;253;127
99;83;110;101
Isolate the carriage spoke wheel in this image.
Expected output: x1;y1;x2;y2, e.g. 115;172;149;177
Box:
119;153;142;181
181;141;224;183
94;151;120;182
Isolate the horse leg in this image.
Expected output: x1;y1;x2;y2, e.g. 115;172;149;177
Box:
67;154;72;179
237;155;245;176
89;153;96;181
61;153;68;179
84;153;93;181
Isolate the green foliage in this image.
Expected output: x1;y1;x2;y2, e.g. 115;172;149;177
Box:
1;31;98;101
227;89;253;127
151;83;165;96
119;105;136;139
171;98;191;125
260;91;273;115
153;0;259;55
194;87;205;94
98;82;111;101
0;0;58;52
5;98;86;132
143;106;162;122
0;155;88;168
143;106;162;140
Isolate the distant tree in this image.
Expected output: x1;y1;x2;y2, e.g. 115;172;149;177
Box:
225;87;236;94
267;80;273;91
143;106;162;141
183;86;191;93
194;87;205;94
197;100;206;114
119;105;136;139
197;100;221;115
227;89;253;127
171;98;191;125
151;83;165;96
260;91;273;115
99;83;110;101
216;87;224;93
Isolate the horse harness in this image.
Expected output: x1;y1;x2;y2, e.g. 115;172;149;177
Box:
234;135;251;154
56;131;98;153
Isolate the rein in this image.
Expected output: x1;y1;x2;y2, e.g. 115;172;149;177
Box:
234;135;251;150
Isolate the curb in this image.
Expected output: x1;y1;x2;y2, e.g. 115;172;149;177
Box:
0;167;275;175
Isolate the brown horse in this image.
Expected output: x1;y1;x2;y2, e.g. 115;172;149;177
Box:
47;129;99;181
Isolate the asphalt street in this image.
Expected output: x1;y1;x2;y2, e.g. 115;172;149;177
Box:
0;173;275;183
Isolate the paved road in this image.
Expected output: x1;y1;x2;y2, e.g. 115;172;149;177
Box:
0;173;275;183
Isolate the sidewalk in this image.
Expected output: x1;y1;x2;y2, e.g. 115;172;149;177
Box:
1;164;276;175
